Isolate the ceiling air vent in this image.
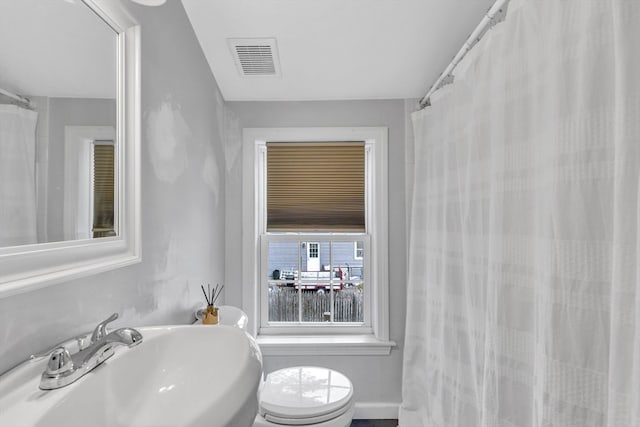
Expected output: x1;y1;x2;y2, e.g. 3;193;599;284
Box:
228;38;281;77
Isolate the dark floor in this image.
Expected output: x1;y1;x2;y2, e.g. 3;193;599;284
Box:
351;420;398;427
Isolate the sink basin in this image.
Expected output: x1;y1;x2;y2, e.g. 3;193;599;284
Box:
0;325;263;427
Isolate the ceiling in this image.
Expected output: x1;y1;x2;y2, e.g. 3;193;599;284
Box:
0;0;116;99
181;0;496;102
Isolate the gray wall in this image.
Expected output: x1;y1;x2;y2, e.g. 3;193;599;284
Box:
47;97;117;242
0;0;226;374
225;100;407;408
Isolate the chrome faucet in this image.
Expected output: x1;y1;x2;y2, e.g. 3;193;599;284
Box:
39;313;142;390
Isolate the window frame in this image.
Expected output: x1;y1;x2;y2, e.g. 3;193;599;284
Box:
63;126;116;241
354;241;364;260
241;127;392;355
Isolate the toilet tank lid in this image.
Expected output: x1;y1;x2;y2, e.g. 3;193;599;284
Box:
259;366;353;419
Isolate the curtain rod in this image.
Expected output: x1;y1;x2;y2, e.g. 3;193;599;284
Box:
0;87;32;107
418;0;510;110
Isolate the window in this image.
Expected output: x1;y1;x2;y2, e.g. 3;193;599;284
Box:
261;140;367;333
63;126;116;241
242;127;392;355
354;241;364;260
92;141;115;238
307;242;319;269
263;236;367;327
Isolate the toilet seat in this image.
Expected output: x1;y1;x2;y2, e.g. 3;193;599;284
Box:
258;366;354;426
263;399;352;425
254;404;354;427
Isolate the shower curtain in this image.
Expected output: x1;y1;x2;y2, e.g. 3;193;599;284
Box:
401;0;640;426
0;104;38;246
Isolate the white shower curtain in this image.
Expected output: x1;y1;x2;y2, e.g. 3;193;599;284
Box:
401;0;640;426
0;104;38;246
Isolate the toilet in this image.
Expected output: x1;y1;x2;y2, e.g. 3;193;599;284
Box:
253;366;355;427
195;306;355;426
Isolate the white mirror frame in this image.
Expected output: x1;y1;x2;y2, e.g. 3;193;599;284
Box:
0;0;141;298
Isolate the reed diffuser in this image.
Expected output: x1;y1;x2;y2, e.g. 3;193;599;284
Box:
200;283;224;325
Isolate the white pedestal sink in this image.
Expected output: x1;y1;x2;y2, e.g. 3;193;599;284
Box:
0;325;263;427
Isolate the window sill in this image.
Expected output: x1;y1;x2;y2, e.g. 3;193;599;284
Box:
256;334;396;356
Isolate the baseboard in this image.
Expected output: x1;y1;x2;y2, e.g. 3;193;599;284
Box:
353;402;400;419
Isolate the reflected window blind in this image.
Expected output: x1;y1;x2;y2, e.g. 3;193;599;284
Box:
267;142;365;231
93;143;115;238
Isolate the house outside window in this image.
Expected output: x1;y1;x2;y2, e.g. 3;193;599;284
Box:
242;127;392;355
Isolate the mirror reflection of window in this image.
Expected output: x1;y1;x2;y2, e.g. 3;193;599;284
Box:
92;141;115;238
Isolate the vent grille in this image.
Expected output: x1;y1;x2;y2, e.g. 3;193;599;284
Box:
236;45;275;75
228;38;281;77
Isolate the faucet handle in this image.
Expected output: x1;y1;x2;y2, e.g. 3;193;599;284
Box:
45;347;73;375
91;313;119;343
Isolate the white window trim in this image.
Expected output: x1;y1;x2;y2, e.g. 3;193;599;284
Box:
64;126;116;241
241;127;394;356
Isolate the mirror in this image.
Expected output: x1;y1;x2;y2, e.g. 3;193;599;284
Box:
0;0;117;246
0;0;140;295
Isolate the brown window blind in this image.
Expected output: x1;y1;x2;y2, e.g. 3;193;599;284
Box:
267;142;365;231
92;143;115;238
